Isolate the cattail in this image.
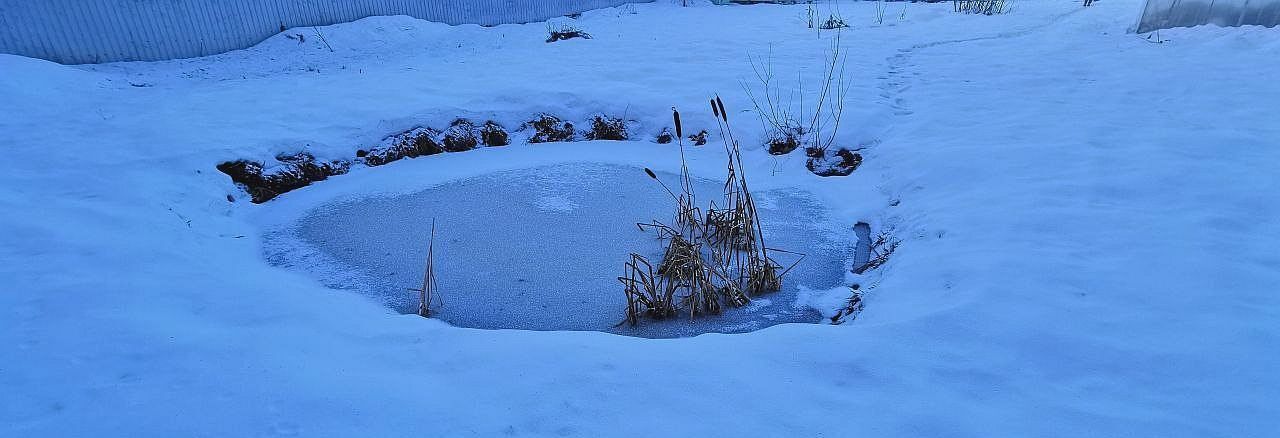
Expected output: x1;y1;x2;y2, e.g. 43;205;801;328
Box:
711;98;720;120
645;167;679;200
672;108;683;139
715;97;728;122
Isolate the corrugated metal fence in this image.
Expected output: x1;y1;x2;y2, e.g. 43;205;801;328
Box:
0;0;644;64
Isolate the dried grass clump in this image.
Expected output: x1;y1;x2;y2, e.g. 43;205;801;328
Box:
829;227;899;324
441;119;479;152
806;147;863;177
819;15;848;30
523;114;576;143
745;258;781;295
806;4;851;30
620;98;803;327
656;235;699;280
223;117;505;203
688;130;709;146
442;119;511;150
705;207;754;250
217;152;350;203
830;284;865;324
853;231;900;274
655;127;675;144
766;127;802;155
619;254;677;326
954;0;1012;15
546;24;592;43
585;115;629;141
359;127;443;166
479;121;510;146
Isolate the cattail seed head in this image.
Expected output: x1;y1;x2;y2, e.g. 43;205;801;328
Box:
672;108;683;139
644;167;657;179
711;98;720;119
715;97;728;122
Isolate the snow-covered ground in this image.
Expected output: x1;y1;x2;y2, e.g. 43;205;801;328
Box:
2;0;1278;436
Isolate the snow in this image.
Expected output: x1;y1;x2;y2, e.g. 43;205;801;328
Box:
261;162;847;338
3;1;1279;436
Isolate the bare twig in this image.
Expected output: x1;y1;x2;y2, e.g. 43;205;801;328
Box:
312;26;334;52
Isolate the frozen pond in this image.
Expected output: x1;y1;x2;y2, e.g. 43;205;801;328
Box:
263;163;852;338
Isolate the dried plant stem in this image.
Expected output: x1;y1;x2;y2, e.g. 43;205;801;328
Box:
413;219;439;317
619;254;677;325
312;26;334;52
853;231;900;274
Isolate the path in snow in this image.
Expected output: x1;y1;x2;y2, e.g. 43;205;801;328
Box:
877;6;1086;121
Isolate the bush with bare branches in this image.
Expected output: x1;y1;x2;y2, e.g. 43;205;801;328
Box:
742;33;850;158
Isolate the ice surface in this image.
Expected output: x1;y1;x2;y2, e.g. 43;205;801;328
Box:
264;163;852;338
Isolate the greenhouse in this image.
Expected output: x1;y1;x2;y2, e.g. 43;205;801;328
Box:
1136;0;1280;32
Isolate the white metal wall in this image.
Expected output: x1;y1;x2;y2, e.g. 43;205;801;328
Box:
0;0;644;64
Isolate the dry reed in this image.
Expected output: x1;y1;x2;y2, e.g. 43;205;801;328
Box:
853;231;900;274
620;98;804;326
411;219;440;317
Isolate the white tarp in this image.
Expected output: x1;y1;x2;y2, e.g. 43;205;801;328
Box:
1136;0;1280;33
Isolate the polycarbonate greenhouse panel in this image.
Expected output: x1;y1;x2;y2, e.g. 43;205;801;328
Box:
1136;0;1280;33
